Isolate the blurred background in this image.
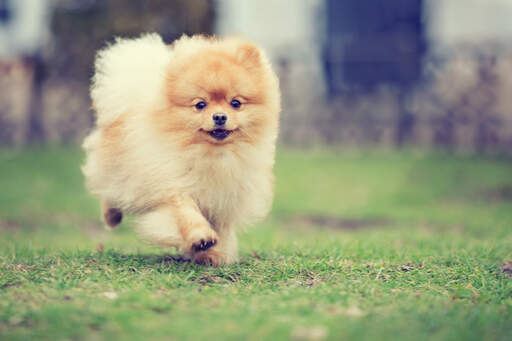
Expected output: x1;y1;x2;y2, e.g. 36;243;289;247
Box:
1;0;512;153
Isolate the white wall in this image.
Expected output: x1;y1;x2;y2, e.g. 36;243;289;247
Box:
426;0;512;50
0;0;52;59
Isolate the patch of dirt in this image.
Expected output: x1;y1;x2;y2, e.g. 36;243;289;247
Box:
0;219;23;231
251;250;262;259
1;213;109;241
502;262;512;277
476;185;512;202
287;214;391;230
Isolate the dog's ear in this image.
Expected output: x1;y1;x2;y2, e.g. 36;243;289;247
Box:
236;43;262;69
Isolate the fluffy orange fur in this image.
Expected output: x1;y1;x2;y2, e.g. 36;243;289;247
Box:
82;34;280;265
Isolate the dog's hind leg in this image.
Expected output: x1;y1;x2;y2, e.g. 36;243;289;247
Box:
101;199;123;229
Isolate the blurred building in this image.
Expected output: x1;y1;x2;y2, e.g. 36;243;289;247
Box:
216;0;512;151
426;0;512;51
0;0;51;59
416;0;512;151
323;0;425;145
324;0;425;94
0;0;51;144
1;0;512;152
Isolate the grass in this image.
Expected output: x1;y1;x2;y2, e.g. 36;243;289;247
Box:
0;146;511;341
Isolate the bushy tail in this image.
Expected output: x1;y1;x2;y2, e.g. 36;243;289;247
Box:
91;33;171;128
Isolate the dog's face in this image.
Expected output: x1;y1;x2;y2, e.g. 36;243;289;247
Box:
152;39;279;148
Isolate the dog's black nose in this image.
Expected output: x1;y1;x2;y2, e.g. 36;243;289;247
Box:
212;113;227;126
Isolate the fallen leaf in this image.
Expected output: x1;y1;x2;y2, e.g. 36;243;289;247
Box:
102;292;118;300
325;305;344;314
251;250;261;259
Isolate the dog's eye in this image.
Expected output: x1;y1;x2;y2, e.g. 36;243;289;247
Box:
230;99;242;109
195;101;207;110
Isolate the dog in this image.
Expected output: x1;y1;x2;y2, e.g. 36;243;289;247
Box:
82;34;280;265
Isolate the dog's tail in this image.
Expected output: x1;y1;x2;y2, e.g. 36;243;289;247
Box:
91;33;171;128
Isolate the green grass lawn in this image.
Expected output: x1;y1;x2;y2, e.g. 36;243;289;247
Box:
0;147;511;341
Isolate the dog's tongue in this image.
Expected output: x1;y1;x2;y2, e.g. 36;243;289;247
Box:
210;129;231;140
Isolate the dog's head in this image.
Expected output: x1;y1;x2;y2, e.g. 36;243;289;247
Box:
152;36;280;148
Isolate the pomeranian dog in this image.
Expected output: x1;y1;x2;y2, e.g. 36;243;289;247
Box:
82;34;280;265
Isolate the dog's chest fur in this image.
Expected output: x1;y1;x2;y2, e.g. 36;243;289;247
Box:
186;145;272;230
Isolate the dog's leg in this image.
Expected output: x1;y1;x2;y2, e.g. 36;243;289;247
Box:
168;195;219;255
192;227;238;266
136;195;219;259
101;199;123;229
135;205;185;249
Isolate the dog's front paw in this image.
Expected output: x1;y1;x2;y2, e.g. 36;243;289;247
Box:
191;238;217;252
185;226;218;254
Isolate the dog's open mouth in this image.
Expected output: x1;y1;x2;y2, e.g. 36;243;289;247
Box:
208;129;232;140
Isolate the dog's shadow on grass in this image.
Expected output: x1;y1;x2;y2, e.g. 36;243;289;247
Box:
93;251;191;266
89;250;255;271
88;251;253;283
